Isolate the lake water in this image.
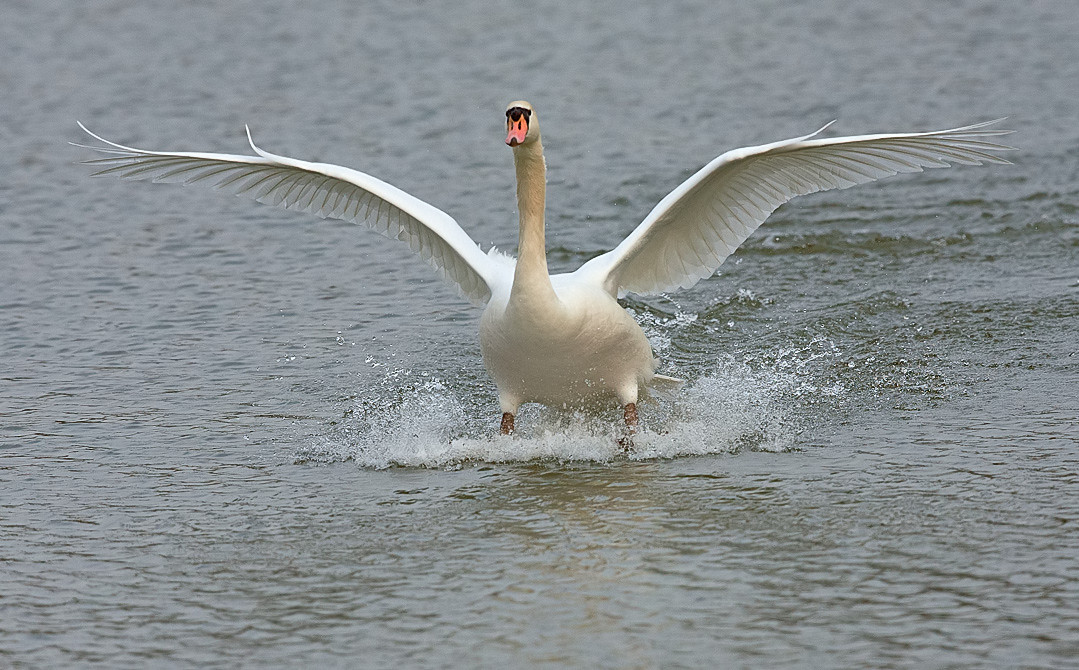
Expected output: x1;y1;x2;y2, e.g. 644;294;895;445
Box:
2;0;1077;667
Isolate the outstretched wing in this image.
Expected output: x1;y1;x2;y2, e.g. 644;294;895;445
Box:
575;120;1014;297
75;123;508;306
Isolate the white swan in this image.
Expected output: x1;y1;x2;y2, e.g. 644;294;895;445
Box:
76;102;1012;436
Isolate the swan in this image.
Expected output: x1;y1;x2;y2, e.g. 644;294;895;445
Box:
76;102;1012;437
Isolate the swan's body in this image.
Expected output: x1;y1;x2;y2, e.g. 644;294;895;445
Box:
76;103;1012;436
481;273;655;413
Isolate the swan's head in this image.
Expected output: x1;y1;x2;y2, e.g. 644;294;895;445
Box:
505;100;538;147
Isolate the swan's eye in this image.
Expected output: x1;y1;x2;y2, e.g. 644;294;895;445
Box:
506;107;532;123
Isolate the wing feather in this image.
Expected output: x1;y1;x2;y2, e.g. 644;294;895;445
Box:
74;123;507;306
575;120;1014;296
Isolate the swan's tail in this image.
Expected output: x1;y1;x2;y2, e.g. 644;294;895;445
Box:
646;373;685;400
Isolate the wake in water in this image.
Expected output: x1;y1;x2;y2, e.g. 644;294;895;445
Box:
296;343;845;469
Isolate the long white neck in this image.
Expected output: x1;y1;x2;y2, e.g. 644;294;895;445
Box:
509;138;558;309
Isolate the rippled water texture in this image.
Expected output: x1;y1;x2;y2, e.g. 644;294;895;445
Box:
2;0;1077;667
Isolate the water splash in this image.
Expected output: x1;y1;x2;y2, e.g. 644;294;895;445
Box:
296;347;844;469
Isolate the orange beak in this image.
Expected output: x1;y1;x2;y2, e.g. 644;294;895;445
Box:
506;116;528;146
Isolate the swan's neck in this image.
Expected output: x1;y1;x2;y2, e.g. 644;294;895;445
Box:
510;139;558;309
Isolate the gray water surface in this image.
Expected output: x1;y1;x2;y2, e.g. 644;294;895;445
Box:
2;0;1078;667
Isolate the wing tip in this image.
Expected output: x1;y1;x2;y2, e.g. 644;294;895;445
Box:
943;117;1017;140
73;121;122;149
71;121;148;162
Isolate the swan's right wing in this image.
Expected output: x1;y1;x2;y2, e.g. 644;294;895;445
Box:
75;123;509;306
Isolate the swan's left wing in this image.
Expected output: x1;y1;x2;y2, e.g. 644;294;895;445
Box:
575;120;1014;297
75;123;507;306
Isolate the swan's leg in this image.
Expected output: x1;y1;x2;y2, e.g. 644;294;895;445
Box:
619;402;639;453
500;412;515;435
623;402;639;431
